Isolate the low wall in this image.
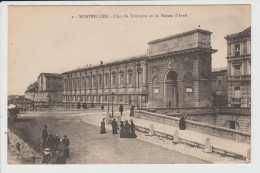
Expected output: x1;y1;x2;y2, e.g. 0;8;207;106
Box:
134;110;251;143
8;130;42;164
147;107;213;115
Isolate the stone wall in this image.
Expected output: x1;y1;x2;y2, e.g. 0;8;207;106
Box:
134;110;251;143
8;130;42;164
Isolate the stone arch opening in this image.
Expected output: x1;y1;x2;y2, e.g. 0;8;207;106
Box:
164;70;178;108
224;120;240;130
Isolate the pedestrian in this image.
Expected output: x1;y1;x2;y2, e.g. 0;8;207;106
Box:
111;118;118;135
124;120;130;138
100;118;106;134
129;119;137;138
129;104;134;117
46;134;55;152
119;104;123;116
119;121;125;138
62;135;70;159
53;135;61;155
42;148;51;164
42;125;48;149
179;115;186;130
56;150;66;164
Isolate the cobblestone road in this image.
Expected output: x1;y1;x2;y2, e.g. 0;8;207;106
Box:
8;111;209;164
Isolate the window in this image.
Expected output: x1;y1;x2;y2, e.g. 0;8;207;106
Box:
119;95;123;102
120;71;124;85
105;73;109;86
112;72;116;86
104;95;107;102
218;80;222;88
98;75;102;87
234;65;241;76
128;70;133;84
235;44;240;56
138;68;143;85
234;86;241;98
243;41;247;54
229;121;236;129
92;76;96;87
77;79;80;88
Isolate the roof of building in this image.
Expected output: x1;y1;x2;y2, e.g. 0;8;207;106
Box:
38;73;63;79
225;26;251;40
148;29;212;44
212;67;227;72
62;54;147;74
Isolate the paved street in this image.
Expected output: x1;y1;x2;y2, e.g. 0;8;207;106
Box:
8;111;209;164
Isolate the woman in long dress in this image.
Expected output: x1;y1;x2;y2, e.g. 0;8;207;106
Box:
129;104;134;117
124;121;130;138
119;121;125;138
100;118;106;134
129;119;137;138
111;118;118;134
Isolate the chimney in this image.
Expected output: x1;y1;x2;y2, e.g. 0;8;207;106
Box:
100;61;103;65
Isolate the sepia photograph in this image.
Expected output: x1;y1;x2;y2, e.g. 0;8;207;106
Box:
2;3;254;168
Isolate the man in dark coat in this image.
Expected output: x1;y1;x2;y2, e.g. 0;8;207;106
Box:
62;135;70;158
119;104;123;116
179;116;186;130
129;119;137;138
42;125;48;149
124;121;130;138
111;118;118;135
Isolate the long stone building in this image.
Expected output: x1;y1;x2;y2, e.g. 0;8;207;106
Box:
225;27;251;108
62;28;217;108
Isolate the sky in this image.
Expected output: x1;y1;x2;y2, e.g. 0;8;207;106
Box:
8;5;251;95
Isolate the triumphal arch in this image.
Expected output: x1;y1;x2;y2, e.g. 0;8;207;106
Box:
147;29;217;108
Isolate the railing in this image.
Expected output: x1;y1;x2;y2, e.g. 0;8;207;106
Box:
227;75;251;81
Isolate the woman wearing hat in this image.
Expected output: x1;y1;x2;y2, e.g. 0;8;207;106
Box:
100;118;106;134
42;148;51;164
129;119;137;138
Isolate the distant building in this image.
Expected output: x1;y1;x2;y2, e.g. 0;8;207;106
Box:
211;67;228;107
62;28;217;108
25;73;63;104
225;27;251;108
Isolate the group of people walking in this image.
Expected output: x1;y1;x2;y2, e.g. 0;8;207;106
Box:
100;118;137;138
41;125;70;164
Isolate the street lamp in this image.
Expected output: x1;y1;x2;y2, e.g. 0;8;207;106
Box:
111;92;114;117
33;94;35;112
136;62;141;109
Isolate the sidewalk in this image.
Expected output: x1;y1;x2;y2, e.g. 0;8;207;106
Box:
81;110;250;160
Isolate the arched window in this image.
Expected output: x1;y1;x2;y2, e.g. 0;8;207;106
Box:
112;72;116;86
128;69;133;84
92;75;96;87
104;73;109;86
98;74;102;87
120;70;124;85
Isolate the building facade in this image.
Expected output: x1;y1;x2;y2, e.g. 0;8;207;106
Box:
225;27;251;108
211;68;228;107
25;73;63;103
63;56;148;108
62;29;217;108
